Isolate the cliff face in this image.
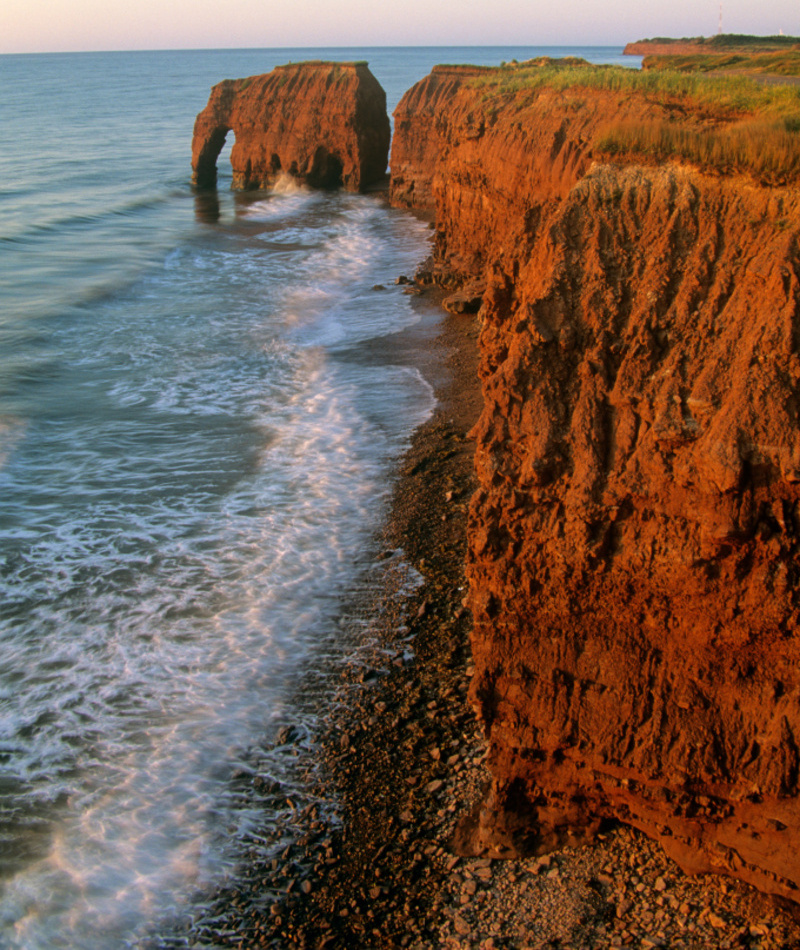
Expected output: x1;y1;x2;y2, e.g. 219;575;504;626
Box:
191;61;390;191
391;67;800;902
390;66;489;214
623;42;709;56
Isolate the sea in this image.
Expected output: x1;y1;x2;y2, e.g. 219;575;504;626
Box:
0;45;639;948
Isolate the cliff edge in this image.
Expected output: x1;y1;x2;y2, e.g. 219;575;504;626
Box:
391;61;800;904
191;61;390;191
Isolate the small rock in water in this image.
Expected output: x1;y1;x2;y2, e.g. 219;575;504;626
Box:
276;724;301;745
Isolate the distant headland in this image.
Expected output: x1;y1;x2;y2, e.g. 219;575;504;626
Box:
625;32;800;56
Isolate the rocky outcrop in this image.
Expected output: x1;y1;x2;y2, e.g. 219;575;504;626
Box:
191;61;390;191
623;41;709;56
390;66;489;213
391;64;800;903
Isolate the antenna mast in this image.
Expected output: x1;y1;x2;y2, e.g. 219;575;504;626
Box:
718;1;723;34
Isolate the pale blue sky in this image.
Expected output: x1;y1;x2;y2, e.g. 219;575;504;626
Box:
3;0;799;54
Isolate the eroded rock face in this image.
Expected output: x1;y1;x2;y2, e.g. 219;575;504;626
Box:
191;61;390;191
390;65;488;213
391;68;800;903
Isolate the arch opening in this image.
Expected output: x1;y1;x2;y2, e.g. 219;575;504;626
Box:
307;147;344;189
192;124;232;189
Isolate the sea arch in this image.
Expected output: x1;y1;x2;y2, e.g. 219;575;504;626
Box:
190;63;390;194
191;123;231;189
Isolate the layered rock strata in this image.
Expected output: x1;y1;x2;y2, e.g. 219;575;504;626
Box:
391;64;800;903
191;61;390;191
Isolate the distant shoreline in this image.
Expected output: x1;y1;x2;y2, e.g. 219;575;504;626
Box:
625;33;800;56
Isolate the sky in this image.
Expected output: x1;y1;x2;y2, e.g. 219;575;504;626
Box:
2;0;799;54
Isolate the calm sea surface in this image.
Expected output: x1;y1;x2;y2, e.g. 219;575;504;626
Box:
0;46;637;948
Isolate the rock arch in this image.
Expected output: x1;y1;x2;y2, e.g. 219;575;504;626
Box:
191;62;389;193
191;123;231;189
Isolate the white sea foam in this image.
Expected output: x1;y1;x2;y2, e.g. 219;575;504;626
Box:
0;185;435;948
270;172;311;197
241;176;316;222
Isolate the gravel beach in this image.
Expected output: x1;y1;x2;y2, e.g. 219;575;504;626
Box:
175;284;800;950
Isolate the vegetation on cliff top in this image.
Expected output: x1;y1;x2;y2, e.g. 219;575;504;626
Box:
632;33;800;50
469;58;800;185
471;57;800;113
642;50;800;78
596;117;800;185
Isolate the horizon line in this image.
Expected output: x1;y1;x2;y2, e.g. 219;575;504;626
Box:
0;42;633;57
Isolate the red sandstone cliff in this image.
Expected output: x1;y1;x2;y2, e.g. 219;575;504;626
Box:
191;61;390;191
623;41;709;56
391;64;800;903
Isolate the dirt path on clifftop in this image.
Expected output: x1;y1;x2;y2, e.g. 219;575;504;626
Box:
174;290;800;950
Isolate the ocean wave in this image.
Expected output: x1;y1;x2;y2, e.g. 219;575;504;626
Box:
0;191;179;248
0;140;434;949
0;415;27;471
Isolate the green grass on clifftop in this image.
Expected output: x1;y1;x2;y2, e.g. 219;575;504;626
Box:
643;50;800;78
468;58;800;184
470;57;800;113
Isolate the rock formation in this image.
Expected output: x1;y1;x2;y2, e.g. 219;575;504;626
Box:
191;61;390;192
391;63;800;904
622;41;710;56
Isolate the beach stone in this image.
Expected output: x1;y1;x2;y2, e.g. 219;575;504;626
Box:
276;724;301;745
